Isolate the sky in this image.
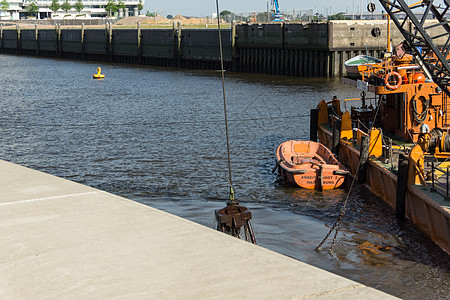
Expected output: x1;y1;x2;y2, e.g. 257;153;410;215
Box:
142;0;382;18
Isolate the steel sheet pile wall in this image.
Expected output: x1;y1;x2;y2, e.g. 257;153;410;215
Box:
1;29;18;52
284;23;329;77
61;29;82;58
84;29;107;61
20;29;37;54
180;29;231;69
5;21;444;77
38;29;58;56
0;26;232;69
112;29;138;62
234;23;333;77
140;29;175;66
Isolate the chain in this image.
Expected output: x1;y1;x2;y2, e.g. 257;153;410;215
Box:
315;94;383;252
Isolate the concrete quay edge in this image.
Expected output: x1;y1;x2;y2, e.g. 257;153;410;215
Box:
0;160;398;299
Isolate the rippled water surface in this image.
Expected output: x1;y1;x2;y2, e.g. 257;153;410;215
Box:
1;54;449;299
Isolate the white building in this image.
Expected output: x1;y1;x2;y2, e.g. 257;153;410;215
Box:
0;0;145;20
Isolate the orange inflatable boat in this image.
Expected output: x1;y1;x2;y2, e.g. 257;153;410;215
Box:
275;140;348;190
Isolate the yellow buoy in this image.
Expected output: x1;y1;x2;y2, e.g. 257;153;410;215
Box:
93;67;105;79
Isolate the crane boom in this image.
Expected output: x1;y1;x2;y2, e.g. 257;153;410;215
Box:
379;0;450;97
271;0;283;21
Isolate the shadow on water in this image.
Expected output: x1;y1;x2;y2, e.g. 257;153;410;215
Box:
0;54;449;299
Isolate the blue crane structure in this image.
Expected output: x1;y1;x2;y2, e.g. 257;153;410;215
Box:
271;0;283;21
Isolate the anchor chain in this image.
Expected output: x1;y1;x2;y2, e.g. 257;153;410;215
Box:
315;94;383;252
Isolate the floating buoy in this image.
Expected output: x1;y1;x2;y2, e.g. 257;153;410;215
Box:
93;67;105;79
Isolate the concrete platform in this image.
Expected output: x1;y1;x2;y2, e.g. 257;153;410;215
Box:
0;160;397;299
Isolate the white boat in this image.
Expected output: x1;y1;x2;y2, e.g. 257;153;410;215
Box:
344;55;383;77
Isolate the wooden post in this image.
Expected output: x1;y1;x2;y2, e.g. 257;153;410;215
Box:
176;21;182;67
34;24;39;54
55;23;61;57
16;24;21;55
105;22;109;60
310;108;319;142
55;23;58;56
81;22;85;60
395;154;408;220
108;23;113;62
231;20;236;71
137;22;142;64
358;135;370;184
58;24;61;57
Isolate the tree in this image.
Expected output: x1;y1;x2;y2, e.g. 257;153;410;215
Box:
0;0;10;13
328;12;349;20
137;0;143;14
74;0;84;14
145;10;154;17
256;12;269;22
105;0;117;16
166;14;173;19
220;10;232;17
26;1;39;17
60;0;72;14
49;0;60;14
117;0;125;10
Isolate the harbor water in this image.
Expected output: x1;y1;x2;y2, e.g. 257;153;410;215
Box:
0;54;449;299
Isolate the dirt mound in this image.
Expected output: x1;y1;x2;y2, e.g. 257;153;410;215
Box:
172;15;187;22
115;16;170;25
115;15;225;26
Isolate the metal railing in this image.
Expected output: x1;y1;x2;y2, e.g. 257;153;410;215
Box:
430;162;450;201
344;97;377;111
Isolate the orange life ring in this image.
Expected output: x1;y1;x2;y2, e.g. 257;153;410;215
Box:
385;72;402;90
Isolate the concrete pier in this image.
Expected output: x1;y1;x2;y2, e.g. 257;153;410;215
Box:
0;159;396;299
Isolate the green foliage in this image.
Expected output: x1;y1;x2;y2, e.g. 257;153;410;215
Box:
312;13;323;21
73;0;84;13
328;12;349;20
105;0;117;16
137;0;143;13
0;0;10;12
60;0;72;13
220;10;232;17
145;10;155;17
26;1;39;16
166;14;173;19
117;0;125;9
49;0;60;13
255;12;269;22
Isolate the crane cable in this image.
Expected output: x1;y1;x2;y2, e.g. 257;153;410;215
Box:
216;0;235;204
